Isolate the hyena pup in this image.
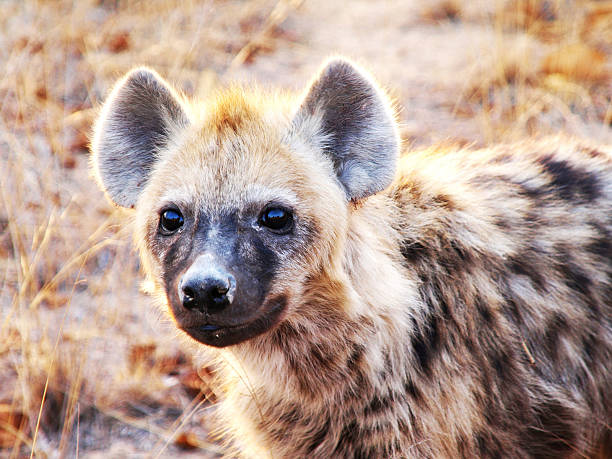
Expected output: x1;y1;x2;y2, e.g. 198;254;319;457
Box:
91;58;611;458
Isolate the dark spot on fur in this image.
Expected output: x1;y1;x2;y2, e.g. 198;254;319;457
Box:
582;331;602;364
438;295;451;317
563;262;592;298
555;247;596;311
433;193;455;210
364;392;394;417
365;395;384;414
278;405;302;425
378;349;393;379
342;367;373;404
456;432;470;456
334;420;359;455
354;369;371;395
306;418;330;453
503;297;523;326
475;432;486;453
475;297;493;324
585;148;605;159
286;352;316;398
398;418;410;434
410;313;440;376
588;235;611;259
544;313;569;362
524;211;541;227
475;431;503;459
354;446;376;459
380;440;397;458
392;439;402;454
492;348;512;380
399;240;427;264
526;399;578;457
450;239;475;267
494;217;512;230
270;322;302;348
538;155;601;202
404;380;422;401
264;402;309;442
586;222;612;260
309;345;337;372
347;342;366;369
508;254;547;291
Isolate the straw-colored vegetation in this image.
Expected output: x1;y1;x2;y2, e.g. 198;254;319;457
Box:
0;0;610;456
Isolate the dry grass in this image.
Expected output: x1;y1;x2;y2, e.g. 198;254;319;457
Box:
0;0;610;456
447;0;611;143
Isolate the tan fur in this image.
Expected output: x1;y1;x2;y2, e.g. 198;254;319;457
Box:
92;59;612;458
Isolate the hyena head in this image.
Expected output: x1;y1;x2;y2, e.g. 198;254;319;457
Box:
91;59;399;348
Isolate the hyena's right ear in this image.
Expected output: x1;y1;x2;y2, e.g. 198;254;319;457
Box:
91;68;190;208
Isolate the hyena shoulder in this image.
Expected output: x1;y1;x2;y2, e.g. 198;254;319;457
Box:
387;138;612;456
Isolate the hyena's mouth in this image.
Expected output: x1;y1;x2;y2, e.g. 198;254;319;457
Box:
180;296;288;347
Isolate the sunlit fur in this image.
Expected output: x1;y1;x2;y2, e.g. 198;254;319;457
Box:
92;59;612;458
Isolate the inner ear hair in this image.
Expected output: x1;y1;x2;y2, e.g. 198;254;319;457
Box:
295;58;400;201
91;68;190;208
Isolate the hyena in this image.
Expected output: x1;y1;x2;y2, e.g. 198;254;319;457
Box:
91;58;612;458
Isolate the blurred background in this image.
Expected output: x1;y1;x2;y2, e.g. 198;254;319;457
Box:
0;0;610;456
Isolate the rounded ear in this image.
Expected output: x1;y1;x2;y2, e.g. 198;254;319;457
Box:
91;68;190;208
294;58;400;201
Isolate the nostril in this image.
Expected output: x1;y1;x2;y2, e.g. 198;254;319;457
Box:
181;284;199;310
206;282;230;310
182;285;196;299
212;284;229;298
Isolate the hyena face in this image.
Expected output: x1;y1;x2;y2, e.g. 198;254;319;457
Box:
92;60;399;347
132;107;347;347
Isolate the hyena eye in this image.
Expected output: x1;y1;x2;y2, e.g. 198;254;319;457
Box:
159;208;184;234
259;207;293;233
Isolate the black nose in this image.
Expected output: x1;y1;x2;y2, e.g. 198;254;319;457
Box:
180;273;235;313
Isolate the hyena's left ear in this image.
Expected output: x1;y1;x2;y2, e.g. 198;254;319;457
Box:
294;59;400;201
91;68;190;208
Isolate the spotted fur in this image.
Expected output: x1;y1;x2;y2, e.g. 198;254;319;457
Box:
91;58;612;458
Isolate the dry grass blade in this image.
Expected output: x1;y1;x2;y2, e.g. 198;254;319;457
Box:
228;0;304;71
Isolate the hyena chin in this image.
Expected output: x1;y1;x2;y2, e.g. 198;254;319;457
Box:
91;57;611;458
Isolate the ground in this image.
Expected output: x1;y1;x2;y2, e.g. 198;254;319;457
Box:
0;0;610;457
